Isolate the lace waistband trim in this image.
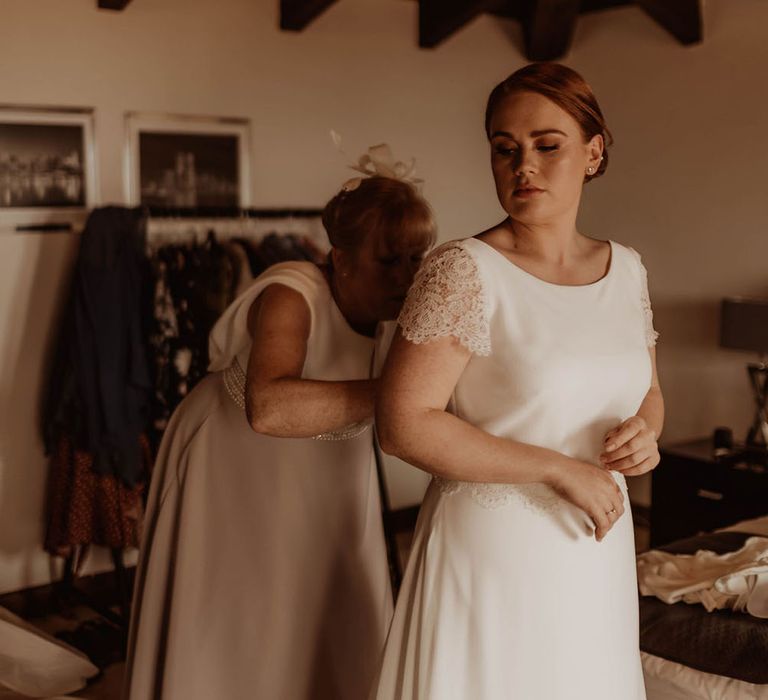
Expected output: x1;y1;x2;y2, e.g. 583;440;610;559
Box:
432;471;627;514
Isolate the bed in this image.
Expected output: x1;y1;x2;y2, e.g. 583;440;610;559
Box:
640;515;768;699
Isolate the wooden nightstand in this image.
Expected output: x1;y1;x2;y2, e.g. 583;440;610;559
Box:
650;438;768;547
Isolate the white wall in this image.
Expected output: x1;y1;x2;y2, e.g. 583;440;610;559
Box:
1;0;766;593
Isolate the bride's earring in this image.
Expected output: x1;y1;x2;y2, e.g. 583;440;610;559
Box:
587;154;603;176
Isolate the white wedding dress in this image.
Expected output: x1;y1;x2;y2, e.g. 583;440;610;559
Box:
371;237;656;700
124;261;392;700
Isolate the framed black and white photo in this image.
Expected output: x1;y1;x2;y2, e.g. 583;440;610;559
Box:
0;105;97;229
125;112;251;209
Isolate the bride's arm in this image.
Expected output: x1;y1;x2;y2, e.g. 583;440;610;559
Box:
244;283;376;437
377;331;625;541
377;331;570;484
599;249;665;475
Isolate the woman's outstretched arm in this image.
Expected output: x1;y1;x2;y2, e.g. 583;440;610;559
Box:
244;283;376;437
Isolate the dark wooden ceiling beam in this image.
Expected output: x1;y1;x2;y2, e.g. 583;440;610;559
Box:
419;0;497;48
281;0;703;53
280;0;337;32
488;0;524;21
637;0;702;44
98;0;131;9
491;0;633;20
579;0;634;13
521;0;581;61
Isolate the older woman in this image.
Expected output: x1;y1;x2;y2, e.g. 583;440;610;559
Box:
124;172;435;700
371;63;663;699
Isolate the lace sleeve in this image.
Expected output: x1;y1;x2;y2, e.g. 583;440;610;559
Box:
397;242;491;356
629;247;659;348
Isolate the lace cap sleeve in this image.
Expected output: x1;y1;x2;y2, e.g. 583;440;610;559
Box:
628;247;659;348
397;241;491;356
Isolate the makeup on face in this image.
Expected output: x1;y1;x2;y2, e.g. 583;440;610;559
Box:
488;92;600;221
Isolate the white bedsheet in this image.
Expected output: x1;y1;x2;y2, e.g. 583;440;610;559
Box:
0;606;97;698
643;652;768;699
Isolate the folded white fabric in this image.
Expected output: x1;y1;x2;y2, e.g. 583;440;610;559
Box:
637;537;768;617
0;606;98;698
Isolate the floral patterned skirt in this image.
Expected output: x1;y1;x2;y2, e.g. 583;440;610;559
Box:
44;435;151;559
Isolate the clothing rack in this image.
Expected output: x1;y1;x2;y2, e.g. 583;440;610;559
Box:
145;206;328;251
5;206;324;235
145;205;323;219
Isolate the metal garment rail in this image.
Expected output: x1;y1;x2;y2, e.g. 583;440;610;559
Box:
145;205;323;219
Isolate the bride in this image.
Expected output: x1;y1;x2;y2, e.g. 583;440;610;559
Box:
370;63;664;699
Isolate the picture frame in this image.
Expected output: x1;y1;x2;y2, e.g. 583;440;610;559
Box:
0;105;98;231
124;112;251;209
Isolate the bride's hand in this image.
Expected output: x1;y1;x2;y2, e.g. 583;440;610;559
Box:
600;416;660;476
547;459;625;542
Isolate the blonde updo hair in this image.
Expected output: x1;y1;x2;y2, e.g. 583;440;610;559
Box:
322;176;436;257
485;62;613;183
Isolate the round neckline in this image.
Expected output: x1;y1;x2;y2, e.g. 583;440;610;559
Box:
469;237;615;289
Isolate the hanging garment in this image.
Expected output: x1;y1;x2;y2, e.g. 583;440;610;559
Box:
44;435;151;557
146;239;236;440
43;206;152;487
72;207;152;485
42;206;152;557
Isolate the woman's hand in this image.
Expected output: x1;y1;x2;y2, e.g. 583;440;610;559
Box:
547;459;625;542
600;416;660;477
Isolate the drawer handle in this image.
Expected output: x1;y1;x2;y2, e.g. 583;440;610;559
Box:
696;488;724;501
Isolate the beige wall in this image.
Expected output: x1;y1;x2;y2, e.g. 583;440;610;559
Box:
0;0;766;593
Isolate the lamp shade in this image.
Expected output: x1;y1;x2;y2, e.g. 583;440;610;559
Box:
720;297;768;353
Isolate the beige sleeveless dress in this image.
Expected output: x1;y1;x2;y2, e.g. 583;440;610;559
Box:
124;261;393;700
